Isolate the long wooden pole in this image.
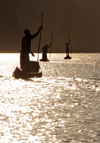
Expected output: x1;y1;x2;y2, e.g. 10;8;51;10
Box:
68;30;72;54
49;32;53;60
37;14;43;61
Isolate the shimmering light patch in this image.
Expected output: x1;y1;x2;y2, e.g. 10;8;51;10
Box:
78;130;82;132
71;104;74;108
67;114;70;117
75;78;82;82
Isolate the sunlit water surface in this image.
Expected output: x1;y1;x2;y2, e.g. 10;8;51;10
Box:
0;53;100;143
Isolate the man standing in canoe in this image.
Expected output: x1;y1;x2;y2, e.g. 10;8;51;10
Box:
66;40;70;57
41;43;52;61
20;26;42;71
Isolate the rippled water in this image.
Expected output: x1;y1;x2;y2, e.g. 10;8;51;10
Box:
0;53;100;142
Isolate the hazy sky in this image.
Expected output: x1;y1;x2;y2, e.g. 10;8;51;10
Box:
0;0;100;53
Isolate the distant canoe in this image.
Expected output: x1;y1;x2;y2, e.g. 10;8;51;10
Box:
64;55;72;59
40;59;49;62
12;61;42;79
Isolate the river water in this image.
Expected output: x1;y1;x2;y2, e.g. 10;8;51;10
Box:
0;53;100;142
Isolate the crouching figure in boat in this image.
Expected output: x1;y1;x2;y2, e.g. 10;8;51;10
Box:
13;26;43;79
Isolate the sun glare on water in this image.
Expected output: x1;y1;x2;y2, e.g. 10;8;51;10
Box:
0;53;100;142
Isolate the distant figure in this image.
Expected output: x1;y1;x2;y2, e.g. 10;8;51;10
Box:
20;26;42;71
66;40;70;57
41;43;52;61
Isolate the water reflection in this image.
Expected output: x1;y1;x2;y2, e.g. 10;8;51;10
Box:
0;54;100;142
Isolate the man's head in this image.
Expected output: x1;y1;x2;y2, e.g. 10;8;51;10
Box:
24;29;30;36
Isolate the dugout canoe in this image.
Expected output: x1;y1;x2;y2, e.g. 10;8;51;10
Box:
12;61;42;79
12;67;42;79
64;55;72;59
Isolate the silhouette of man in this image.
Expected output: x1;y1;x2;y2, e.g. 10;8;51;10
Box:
66;40;70;57
42;43;52;61
20;26;42;71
